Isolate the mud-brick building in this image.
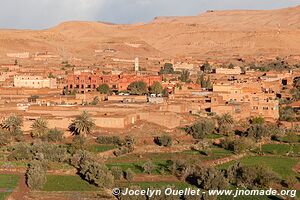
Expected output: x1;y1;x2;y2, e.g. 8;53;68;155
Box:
13;75;57;89
67;71;162;94
210;84;279;121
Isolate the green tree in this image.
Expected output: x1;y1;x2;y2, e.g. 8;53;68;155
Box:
143;161;154;174
26;160;47;190
279;106;296;122
154;135;173;147
180;70;190;82
46;128;64;142
125;168;135;182
69;111;95;137
189;165;229;190
201;61;212;73
191;140;212;156
150;82;163;95
90;96;100;105
2;115;23;135
185;120;215;139
251;116;265;125
31;118;48;138
160;63;174;74
226;162;279;188
217;114;234;136
97;84;110;94
220;137;255;154
246;124;269;141
111;166;123;180
128;81;148;95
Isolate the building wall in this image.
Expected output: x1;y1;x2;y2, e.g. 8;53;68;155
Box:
215;67;242;75
14;76;57;89
67;72;162;94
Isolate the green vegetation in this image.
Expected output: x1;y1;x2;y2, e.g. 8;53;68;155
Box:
218;156;298;178
154;135;173;147
87;144;117;153
42;175;99;191
97;84;110;94
160;63;174;74
118;181;192;190
26;160;47;190
185;119;215;139
68;111;95;137
0;174;19;188
150;81;163;95
179;70;191;83
262;143;299;155
31;117;48;138
127;81;148;95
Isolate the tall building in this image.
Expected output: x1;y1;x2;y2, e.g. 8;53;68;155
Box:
134;57;139;72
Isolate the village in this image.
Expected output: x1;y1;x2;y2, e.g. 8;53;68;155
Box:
0;48;299;200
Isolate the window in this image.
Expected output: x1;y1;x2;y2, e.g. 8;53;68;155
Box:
263;107;269;110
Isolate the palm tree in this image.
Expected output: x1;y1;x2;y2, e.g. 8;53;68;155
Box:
31;118;48;138
2;115;23;134
217;113;234;136
217;113;234;125
69;111;95;137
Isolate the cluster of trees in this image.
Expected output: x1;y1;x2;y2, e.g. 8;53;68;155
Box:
159;63;175;74
185;114;297;154
127;81;165;95
196;74;212;90
172;160;280;190
113;136;135;157
71;151;114;187
8;142;68;162
154;135;173;147
249;57;291;72
26;160;47;190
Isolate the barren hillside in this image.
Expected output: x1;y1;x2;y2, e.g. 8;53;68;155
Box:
1;5;300;63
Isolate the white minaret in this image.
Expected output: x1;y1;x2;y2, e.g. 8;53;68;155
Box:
134;57;139;72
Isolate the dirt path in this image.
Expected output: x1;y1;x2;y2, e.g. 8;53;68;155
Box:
204;153;247;167
0;171;29;200
133;174;178;182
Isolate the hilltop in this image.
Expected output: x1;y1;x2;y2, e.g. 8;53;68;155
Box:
1;5;300;63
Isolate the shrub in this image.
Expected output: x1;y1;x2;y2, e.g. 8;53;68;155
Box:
71;150;114;188
124;168;135;182
45;128;64;142
8;143;32;161
111;166;123;180
96;135;121;145
128;81;148;95
226;162;280;188
97;84;110;94
191;140;212;156
154;135;173;147
220;137;254;154
0;131;10;147
188;165;229;190
142;161;154;174
26;160;47;190
185;120;215;139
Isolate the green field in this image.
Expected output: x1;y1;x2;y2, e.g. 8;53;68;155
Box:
0;174;19;188
106;147;233;174
262;143;299;155
0;174;19;200
117;181;192;190
42;175;99;191
87;144;117;153
107;147;233;164
218;156;298;178
0;193;10;200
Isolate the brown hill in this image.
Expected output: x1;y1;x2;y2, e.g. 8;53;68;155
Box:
1;5;300;63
